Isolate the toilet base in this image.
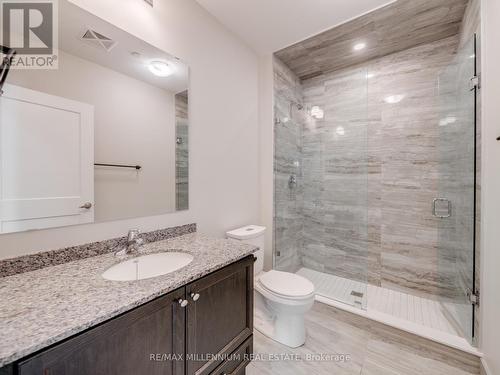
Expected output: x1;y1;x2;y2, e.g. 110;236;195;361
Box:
254;312;307;348
254;291;310;348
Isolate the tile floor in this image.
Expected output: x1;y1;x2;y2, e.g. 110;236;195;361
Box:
247;302;480;375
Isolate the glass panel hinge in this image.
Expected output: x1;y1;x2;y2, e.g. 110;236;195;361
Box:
470;75;480;91
467;288;479;306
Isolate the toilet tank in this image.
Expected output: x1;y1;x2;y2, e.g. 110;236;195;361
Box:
226;225;266;274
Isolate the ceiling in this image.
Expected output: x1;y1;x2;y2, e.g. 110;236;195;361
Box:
195;0;396;54
276;0;468;81
59;1;189;94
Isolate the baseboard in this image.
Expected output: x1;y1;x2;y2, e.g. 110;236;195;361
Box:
481;358;493;375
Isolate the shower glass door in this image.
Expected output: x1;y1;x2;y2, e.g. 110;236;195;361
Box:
273;59;369;311
297;67;369;310
437;35;477;343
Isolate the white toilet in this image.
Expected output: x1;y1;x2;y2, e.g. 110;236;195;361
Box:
226;225;315;348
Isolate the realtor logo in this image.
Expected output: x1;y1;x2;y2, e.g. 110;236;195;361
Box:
0;0;58;69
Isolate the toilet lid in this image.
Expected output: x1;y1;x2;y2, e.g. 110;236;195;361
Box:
259;271;315;298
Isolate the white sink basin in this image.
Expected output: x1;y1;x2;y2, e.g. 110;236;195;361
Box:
102;252;193;281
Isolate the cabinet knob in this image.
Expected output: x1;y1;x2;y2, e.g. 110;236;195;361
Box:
191;293;200;301
178;299;188;307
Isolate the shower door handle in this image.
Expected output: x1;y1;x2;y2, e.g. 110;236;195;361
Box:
433;198;451;218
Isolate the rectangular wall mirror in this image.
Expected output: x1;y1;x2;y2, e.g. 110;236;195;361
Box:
0;1;190;234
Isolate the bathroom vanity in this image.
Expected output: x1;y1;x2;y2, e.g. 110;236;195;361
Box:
0;232;256;375
0;1;255;372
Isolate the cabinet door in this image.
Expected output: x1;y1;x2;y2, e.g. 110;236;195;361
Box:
17;288;186;375
210;336;253;375
186;256;254;375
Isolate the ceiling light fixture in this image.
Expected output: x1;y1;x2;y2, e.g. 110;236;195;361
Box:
148;61;172;77
353;42;366;51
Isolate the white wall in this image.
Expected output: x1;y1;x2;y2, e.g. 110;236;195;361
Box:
0;0;259;259
479;0;500;373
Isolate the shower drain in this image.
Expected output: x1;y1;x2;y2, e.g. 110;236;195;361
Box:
350;291;364;298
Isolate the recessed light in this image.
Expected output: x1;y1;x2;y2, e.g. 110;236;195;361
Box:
148;61;172;77
353;42;366;51
384;95;405;104
310;106;324;119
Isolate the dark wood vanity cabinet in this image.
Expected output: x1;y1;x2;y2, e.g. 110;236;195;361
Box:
14;256;254;375
17;287;187;375
186;256;254;375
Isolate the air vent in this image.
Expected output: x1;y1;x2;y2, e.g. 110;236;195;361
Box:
81;29;117;52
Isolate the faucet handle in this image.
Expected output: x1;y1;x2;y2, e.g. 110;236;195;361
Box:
128;229;140;241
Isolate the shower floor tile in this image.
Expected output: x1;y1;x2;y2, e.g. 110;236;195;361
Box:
296;268;459;337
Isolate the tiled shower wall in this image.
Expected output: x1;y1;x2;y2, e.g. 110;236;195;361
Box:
175;91;189;210
274;35;478;301
273;58;304;272
301;36;462;299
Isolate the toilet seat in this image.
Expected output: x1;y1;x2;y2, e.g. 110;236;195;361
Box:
258;270;315;299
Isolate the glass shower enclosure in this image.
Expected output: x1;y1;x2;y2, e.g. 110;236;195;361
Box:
437;35;478;343
273;35;478;344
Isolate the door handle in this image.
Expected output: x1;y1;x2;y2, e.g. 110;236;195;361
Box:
79;202;93;209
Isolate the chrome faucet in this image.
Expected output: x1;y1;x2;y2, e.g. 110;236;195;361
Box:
115;229;144;256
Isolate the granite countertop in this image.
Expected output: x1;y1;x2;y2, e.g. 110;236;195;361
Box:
0;233;257;367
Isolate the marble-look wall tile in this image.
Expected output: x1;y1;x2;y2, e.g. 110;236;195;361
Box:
273;57;304;272
275;0;468;81
299;36;472;299
175;91;189;211
301;66;371;284
460;0;480;47
274;5;479;327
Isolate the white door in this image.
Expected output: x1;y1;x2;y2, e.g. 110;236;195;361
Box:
0;84;94;233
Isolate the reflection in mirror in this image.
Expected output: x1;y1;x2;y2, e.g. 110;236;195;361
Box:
0;0;189;234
